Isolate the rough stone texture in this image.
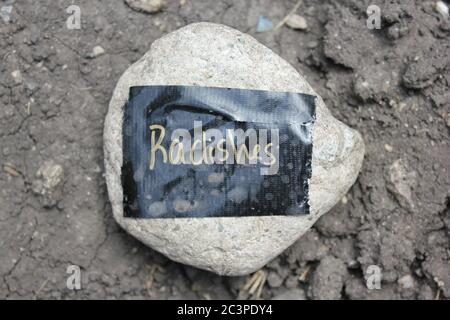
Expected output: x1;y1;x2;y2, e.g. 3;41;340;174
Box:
104;22;365;276
31;160;64;208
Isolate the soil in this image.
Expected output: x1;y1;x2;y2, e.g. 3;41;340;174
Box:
0;0;449;300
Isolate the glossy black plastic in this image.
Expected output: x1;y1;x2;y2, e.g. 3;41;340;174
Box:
122;86;316;218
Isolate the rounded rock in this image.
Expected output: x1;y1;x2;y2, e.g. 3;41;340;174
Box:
104;22;365;276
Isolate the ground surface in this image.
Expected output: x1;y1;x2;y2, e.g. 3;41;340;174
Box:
0;0;449;299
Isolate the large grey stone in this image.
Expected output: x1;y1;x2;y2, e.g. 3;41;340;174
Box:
104;22;365;276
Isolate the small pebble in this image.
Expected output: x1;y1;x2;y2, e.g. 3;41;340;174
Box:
89;46;105;58
286;14;308;30
435;1;449;19
434;276;444;288
125;0;164;14
32;160;64;208
36;161;64;190
384;144;393;152
11;70;22;84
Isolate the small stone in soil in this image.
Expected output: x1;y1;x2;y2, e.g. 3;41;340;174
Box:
125;0;164;14
387;159;417;210
286;14;308;30
384;144;393;152
88;46;105;58
11;70;22;84
32;160;64;208
435;1;449;19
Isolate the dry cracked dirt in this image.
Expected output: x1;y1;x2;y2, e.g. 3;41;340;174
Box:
0;0;449;299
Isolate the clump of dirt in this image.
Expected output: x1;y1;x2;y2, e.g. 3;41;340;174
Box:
0;0;448;299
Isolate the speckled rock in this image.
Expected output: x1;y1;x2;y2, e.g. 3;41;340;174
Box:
104;22;365;276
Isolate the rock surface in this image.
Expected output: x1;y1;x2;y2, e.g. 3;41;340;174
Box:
386;159;417;210
88;45;105;59
104;22;365;276
32;160;64;208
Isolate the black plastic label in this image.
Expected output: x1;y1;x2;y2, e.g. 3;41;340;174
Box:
122;86;316;218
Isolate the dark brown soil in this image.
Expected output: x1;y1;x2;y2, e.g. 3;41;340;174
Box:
0;0;448;299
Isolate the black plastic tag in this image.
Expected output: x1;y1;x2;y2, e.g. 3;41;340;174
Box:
122;86;316;218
